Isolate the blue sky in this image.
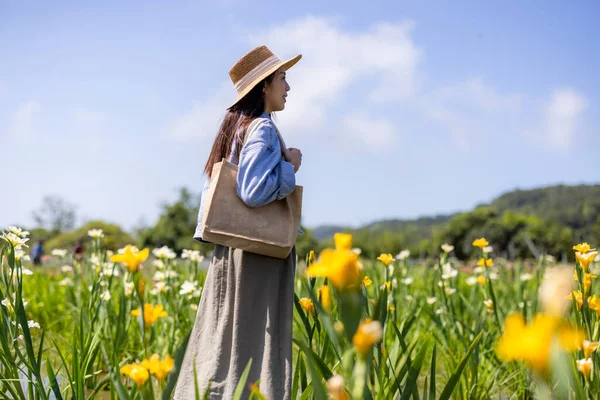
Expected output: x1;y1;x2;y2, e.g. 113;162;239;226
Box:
1;0;599;232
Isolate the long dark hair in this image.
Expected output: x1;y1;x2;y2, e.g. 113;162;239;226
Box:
203;72;276;177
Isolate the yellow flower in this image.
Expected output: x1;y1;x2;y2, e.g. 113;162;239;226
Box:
496;313;583;375
384;281;391;292
299;298;315;314
472;238;489;249
377;254;394;266
576;251;598;272
476;275;486;286
573;243;595;254
363;276;372;287
477;258;494;267
583;273;597;293
308;250;315;264
131;303;168;327
574;269;578;281
588;295;600;313
110;245;149;273
583;340;599;358
566;291;583;310
137;279;146;298
140;354;174;381
388;305;396;312
318;284;333;311
352;319;383;358
306;249;362;291
327;375;349;400
334;233;353;250
577;358;593;379
120;363;149;387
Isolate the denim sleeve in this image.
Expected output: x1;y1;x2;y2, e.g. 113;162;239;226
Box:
236;120;296;207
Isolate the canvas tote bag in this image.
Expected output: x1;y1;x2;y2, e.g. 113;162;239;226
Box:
200;118;303;259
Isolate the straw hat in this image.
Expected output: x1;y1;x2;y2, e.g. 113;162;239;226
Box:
228;45;302;109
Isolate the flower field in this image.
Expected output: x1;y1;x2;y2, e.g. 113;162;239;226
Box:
1;226;599;399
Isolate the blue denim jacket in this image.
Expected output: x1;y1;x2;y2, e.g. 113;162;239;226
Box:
193;112;296;243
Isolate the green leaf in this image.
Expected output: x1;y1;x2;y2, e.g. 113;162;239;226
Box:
295;340;327;400
429;344;436;400
438;330;484;400
293;338;333;380
46;358;64;400
162;331;191;400
232;358;253;400
399;337;429;400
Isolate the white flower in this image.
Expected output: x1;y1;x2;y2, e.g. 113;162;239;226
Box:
150;281;170;295
179;280;198;296
15;335;25;346
182;249;203;262
153;271;166;281
426;297;437;305
544;254;556;264
445;287;457;296
118;245;138;254
1;296;27;313
51;249;68;258
61;265;74;273
483;299;494;313
473;266;485;274
166;270;179;279
489;272;499;280
391;278;398;288
396;250;410;261
465;276;477;285
152;259;165;269
327;374;346;397
1;232;29;249
152;246;176;260
520;273;533;281
15;249;30;261
441;243;454;253
388;265;395;276
405;295;414;301
482;246;493;254
190;304;198;311
89;255;101;267
59;278;74;287
88;229;105;238
27;320;40;329
400;277;414;286
441;263;458;279
21;268;33;276
124;281;135;297
100;290;111;302
102;265;120;277
435;308;445;315
7;226;30;237
352;248;362;255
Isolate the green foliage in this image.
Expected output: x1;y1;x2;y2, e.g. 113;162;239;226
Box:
45;220;135;251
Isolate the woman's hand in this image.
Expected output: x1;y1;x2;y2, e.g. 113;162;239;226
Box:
284;147;302;173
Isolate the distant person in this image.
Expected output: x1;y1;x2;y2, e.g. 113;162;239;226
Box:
73;240;84;261
31;240;44;265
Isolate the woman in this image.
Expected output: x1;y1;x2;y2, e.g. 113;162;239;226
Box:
173;45;303;400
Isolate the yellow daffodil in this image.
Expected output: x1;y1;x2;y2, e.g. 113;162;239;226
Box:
352;319;383;358
318;284;333;311
588;296;600;313
388;305;396;312
363;276;372;287
110;245;149;273
573;243;595;254
140;354;174;381
308;250;315;264
120;363;149;387
576;251;598;272
583;273;597;293
384;281;391;293
574;269;578;281
566;291;584;310
377;253;394;266
583;340;599;358
333;233;353;250
131;303;167;327
577;358;593;379
299;298;315;314
306;248;362;291
496;313;583;375
477;258;494;267
472;238;489;249
476;275;486;286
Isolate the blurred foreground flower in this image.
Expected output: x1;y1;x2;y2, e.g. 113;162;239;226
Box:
538;266;574;317
577;358;593;379
327;375;349;400
333;233;352;250
111;245;149;273
299;298;315;314
318;284;333;311
496;313;583;375
353;319;383;358
306;234;362;291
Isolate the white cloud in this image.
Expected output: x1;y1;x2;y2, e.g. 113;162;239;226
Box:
8;101;41;139
342;115;399;151
543;89;587;151
421;77;523;152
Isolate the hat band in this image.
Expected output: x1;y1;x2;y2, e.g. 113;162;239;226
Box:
234;55;281;92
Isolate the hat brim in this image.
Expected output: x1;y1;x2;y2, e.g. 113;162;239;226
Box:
227;54;302;110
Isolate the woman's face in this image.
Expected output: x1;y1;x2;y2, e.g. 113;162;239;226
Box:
264;66;290;113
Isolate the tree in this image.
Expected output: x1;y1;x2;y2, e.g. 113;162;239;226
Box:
32;195;77;234
45;220;135;252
